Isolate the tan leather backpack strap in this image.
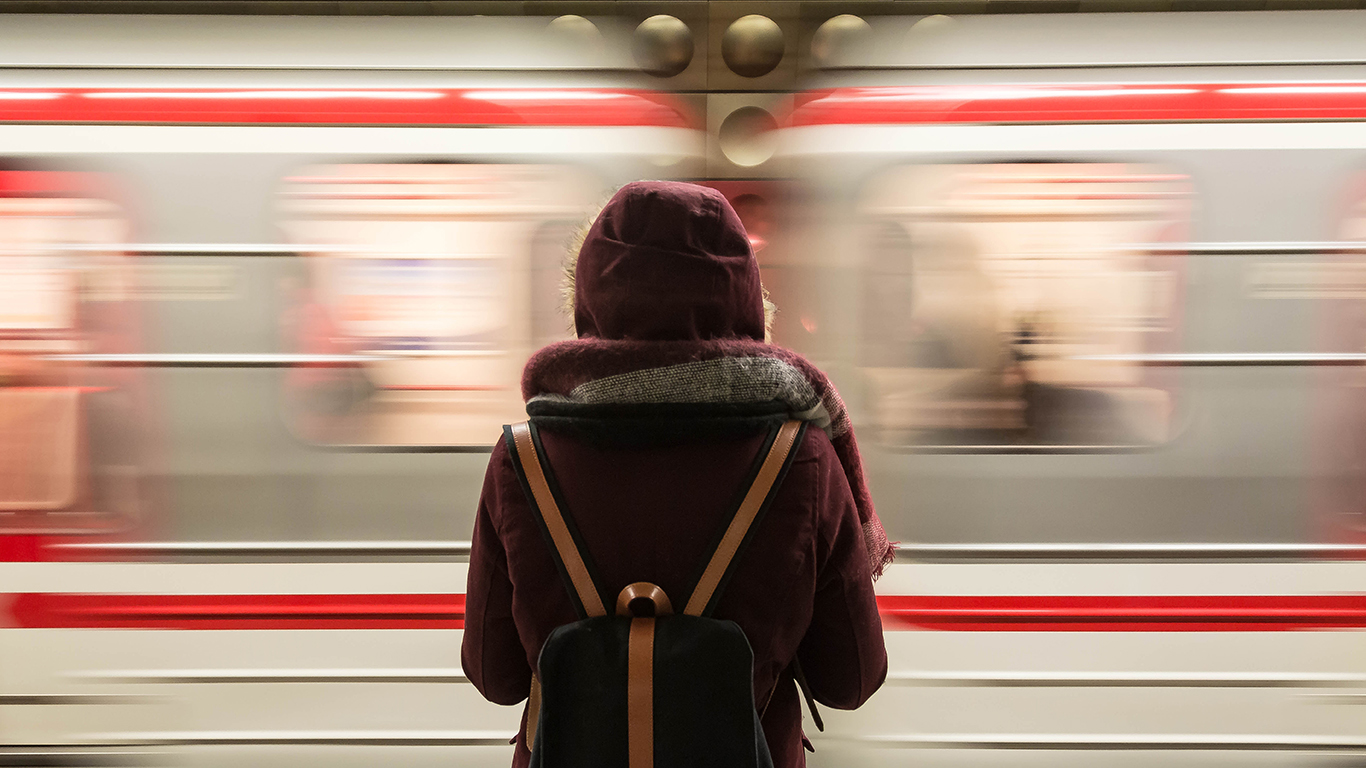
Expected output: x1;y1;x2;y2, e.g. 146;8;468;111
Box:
627;617;656;768
683;420;804;617
616;583;671;768
508;422;608;618
525;674;542;752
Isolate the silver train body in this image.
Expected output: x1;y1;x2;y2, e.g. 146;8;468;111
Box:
776;11;1366;766
0;9;1364;768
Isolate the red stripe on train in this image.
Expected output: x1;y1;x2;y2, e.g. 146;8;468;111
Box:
878;594;1366;631
790;83;1366;127
5;593;1365;631
7;593;465;629
0;89;693;128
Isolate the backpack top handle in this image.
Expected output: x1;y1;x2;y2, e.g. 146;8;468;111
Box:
618;582;674;617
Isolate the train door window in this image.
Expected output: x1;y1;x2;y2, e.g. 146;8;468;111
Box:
278;164;596;447
857;163;1190;448
0;170;141;532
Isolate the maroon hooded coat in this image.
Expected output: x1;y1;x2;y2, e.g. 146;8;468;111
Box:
462;182;887;767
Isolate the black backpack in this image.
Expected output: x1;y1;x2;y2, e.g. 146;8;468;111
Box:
505;418;806;768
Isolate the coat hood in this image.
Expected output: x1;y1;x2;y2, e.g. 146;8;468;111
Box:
573;181;766;342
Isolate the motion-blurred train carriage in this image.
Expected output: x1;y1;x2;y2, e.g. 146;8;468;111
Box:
0;14;699;768
773;9;1366;765
1;7;1366;768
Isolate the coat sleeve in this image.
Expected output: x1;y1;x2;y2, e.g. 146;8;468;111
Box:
794;439;888;710
461;441;533;706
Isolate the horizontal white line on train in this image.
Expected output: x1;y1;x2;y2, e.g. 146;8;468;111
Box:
0;750;160;766
65;731;1366;751
781;122;1366;156
899;543;1366;557
874;562;1366;596
1300;693;1366;704
29;240;1366;257
0;694;159;704
832;733;1366;751
886;671;1366;687
65;668;1366;688
4;561;1366;596
45;353;489;367
0;562;464;594
73;668;467;683
56;540;473;554
40;352;1366;369
57;540;1366;560
78;730;514;746
0;124;703;157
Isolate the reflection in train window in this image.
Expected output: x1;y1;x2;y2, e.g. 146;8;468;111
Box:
857;163;1190;448
278;164;596;448
0;170;145;532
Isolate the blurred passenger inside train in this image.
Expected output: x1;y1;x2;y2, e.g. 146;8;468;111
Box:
858;164;1184;447
462;181;892;767
861;224;1154;446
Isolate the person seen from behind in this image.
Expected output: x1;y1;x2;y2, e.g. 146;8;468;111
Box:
462;181;892;767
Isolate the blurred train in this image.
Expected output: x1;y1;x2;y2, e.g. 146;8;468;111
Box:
2;8;1366;768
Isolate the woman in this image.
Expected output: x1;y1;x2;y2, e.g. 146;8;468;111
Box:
462;181;891;767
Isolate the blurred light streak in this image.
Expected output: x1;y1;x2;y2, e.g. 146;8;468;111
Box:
894;542;1366;558
73;668;467;683
8;592;465;630
53;540;472;556
0;125;699;154
1072;352;1366;365
76;730;516;746
462;89;632;101
834;733;1366;750
812;86;1203;103
886;671;1366;687
41;353;390;367
876;594;1366;631
1222;84;1366;94
83;90;445;100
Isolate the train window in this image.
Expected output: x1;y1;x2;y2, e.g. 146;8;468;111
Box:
857;163;1190;449
0;170;143;533
278;163;596;448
